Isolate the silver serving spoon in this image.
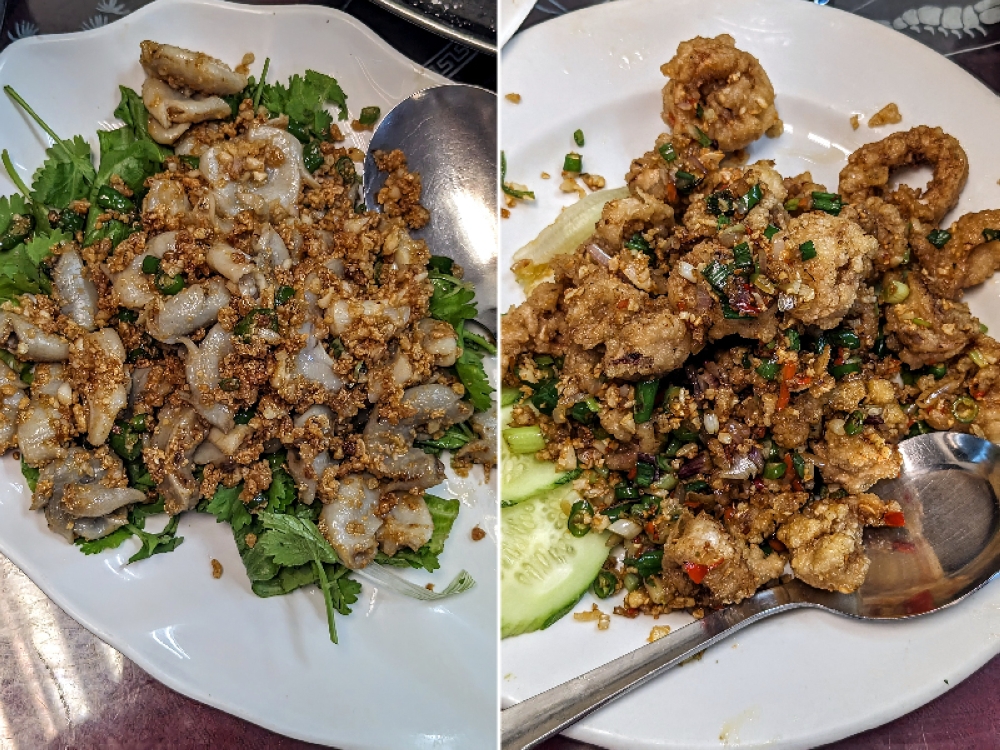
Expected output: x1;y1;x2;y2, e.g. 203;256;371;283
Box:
502;432;1000;750
363;84;497;328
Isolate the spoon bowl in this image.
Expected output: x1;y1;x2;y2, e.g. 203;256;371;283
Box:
502;432;1000;750
363;84;497;326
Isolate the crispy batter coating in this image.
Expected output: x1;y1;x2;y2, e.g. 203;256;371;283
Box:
661;34;782;152
838;125;968;225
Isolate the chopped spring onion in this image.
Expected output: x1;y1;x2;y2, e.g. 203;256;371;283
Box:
983;228;1000;242
632;549;664;578
928;363;947;379
634;378;660;424
625;232;651;255
829;329;861;349
799;240;817;261
219;377;240;392
501;151;535;200
706;189;736;216
674;422;700;443
982;323;990;333
234;404;257;425
732;242;753;272
738;183;762;214
623;572;641;591
635;461;655;488
276;285;296;305
563;152;583;173
354;564;475;601
695;103;704;119
811;191;843;215
784;197;800;212
674;170;699;192
685;480;710;494
592;570;617;598
693;126;712;148
791;452;806;479
234;308;279;339
911;317;932;328
141;255;160;274
569;400;597;424
952;395;979;424
117;307;138;323
756;360;780;381
786;329;801;352
614;481;639;501
718;215;730;229
573;129;585;147
830;358;862;378
764;224;780;240
503;425;545;454
844;410;865;436
701;259;731;292
655;472;678;491
567;500;594;537
927;229;951;248
662;437;683;458
302;141;323;172
762;461;786;480
907;420;932;438
883;279;910;304
970;349;988;367
659;142;677;163
358;106;380;126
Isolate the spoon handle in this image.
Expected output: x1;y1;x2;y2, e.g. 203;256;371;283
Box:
501;585;811;750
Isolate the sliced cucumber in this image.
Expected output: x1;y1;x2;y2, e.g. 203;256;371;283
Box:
501;484;610;638
500;401;575;506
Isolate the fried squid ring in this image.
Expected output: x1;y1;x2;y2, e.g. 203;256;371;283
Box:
838;125;968;225
911;209;1000;300
661;34;782;153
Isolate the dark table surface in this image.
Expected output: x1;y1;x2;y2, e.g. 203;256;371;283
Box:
513;0;1000;749
0;2;495;750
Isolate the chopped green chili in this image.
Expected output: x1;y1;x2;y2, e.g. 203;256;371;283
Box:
276;285;296;305
829;329;860;349
756;360;780;381
811;191;843;215
634;379;659;424
563;152;583;173
658;142;677;163
96;185;134;213
614;482;639;501
573;129;585;147
844;410;865;436
763;461;786;480
154;271;184;295
302;141;323;172
592;570;616;598
141;255;161;274
567;500;594;537
952;395;979;424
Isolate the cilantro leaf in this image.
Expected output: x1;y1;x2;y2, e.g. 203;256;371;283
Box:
125;515;183;564
429;270;478;330
0;194;29;237
266;453;297;513
256;511;338;567
262;69;348;143
415;423;474;455
0;228;67;300
112;86;171;158
204;483;252;534
75;527;132;554
374;494;460;572
129;497;166;528
456;341;494;412
30;135;94;210
252;562;360;615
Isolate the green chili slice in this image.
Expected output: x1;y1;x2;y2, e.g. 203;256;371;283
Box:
96;185;134;213
141;255;161;274
633;379;659;424
154;271;184;295
276;285;296;305
844;410;865;436
303;141;323;172
573;129;585;147
952;395;979;424
592;570;616;598
658;142;677;163
234;308;279;340
763;461;786;480
614;482;639;501
336;156;357;183
567;500;594;537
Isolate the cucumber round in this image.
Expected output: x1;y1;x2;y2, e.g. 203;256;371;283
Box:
501;401;575;506
501;484;610;638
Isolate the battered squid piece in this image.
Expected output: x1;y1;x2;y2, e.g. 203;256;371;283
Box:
660;34;782;152
318;474;383;569
763;212;878;330
777;494;900;594
910;210;1000;300
838;125;968;225
840;196;911;271
810;421;902;495
601;298;692;380
592;192;675;254
664;512;786;605
883;272;980;368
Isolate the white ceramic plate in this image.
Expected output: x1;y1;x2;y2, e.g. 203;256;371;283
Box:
499;0;536;48
500;0;1000;747
0;2;497;748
